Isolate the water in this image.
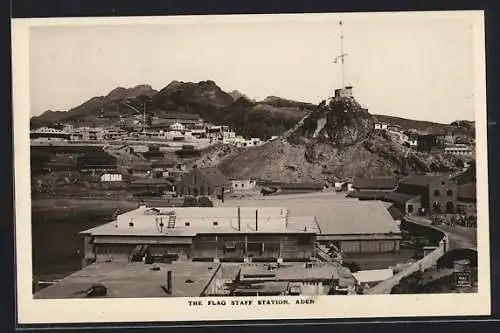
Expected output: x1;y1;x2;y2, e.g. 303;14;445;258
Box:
31;199;138;281
31;216;105;280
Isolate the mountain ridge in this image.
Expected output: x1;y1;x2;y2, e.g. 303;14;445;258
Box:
31;80;470;139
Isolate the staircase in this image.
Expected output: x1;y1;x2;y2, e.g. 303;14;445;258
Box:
130;245;149;262
167;214;176;229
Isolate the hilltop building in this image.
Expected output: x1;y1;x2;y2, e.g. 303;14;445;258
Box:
417;133;446;153
334;86;353;98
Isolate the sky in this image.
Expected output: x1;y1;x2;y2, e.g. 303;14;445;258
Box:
29;13;481;123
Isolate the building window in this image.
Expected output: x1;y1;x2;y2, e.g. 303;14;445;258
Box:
213;221;218;226
447;189;453;196
407;204;414;214
185;222;190;226
434;189;441;196
129;222;134;227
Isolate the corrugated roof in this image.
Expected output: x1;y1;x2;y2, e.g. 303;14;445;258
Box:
383;192;421;205
398;175;444;186
315;201;401;235
352;177;396;190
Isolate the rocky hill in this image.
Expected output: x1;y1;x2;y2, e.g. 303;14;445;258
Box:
30;85;158;129
212;95;466;182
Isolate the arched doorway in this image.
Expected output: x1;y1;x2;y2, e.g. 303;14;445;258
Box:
445;201;455;214
432;201;442;214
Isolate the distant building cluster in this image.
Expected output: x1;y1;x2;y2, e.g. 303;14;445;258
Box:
371;122;475;157
30;111;269;149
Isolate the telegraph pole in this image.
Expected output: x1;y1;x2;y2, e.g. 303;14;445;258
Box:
333;20;348;89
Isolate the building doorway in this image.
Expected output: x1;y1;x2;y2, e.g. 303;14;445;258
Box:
445;201;455;214
432;201;442;215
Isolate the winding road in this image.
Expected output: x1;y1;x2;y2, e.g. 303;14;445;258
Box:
404;215;477;250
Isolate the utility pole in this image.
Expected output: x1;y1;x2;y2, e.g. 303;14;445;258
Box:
143;99;147;131
333;20;348;89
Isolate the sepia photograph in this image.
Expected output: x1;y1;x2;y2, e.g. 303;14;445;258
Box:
12;10;490;324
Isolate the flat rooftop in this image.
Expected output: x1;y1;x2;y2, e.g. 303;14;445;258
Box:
223;197;400;236
34;261;219;299
81;206;319;237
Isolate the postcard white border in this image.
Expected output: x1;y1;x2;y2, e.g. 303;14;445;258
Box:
12;11;490;324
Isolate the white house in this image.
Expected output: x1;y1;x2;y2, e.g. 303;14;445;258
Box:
374;123;388;130
100;173;123;182
170;122;185;131
231;179;257;190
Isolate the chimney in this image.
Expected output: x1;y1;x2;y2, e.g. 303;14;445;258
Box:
166;270;172;294
255;209;258;231
237;206;241;231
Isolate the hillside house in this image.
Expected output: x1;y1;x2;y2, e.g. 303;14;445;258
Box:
403;132;419;148
70;127;105;141
100;173;123;182
396;175;457;215
231;179;257;191
444;144;474;156
417;134;446;152
339;182;353;192
176;167;232;198
170;122;185;131
374;123;388;130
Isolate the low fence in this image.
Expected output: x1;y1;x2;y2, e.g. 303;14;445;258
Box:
365;216;448;294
